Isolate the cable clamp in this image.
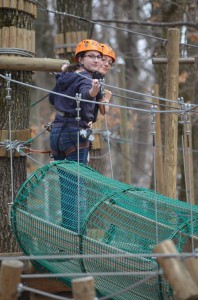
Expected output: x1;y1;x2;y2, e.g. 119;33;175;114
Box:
75;93;82;122
44;123;53;132
99;78;105;97
5;73;12;103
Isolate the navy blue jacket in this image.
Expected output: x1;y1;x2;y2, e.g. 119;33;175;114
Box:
49;70;98;127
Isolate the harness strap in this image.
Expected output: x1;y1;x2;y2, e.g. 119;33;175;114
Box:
51;141;90;157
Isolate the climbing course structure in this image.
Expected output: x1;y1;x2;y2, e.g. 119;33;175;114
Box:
11;160;198;300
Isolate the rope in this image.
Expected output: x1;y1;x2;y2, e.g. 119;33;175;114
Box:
0;48;35;57
0;73;195;114
150;106;159;245
18;284;70;300
1;252;198;261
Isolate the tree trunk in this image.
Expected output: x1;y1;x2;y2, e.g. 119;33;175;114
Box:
55;0;92;61
0;5;36;252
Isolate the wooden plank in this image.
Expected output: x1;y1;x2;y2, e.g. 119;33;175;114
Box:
66;32;72;53
2;27;9;48
24;0;30;14
23;28;28;51
31;30;35;53
0;129;31;157
2;0;9;8
0;129;15;157
71;32;77;52
16;27;24;49
27;29;32;52
10;0;17;9
58;33;64;54
0;28;2;48
17;0;24;11
9;26;17;49
29;1;34;16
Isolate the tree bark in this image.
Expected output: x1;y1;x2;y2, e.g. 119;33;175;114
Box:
0;6;34;252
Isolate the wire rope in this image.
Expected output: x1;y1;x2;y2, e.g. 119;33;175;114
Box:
18;284;70;300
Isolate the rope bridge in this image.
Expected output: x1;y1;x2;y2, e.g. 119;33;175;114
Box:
10;161;198;299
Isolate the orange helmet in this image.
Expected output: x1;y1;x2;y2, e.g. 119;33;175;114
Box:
74;39;103;62
100;43;116;63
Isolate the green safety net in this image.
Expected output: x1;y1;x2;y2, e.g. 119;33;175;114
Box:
10;160;198;300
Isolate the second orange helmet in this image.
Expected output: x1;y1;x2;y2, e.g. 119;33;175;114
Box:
100;44;116;63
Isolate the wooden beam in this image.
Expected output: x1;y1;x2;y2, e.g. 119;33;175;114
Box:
152;57;195;64
0;57;69;72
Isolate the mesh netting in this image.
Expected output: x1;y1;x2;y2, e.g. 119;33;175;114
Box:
10;160;198;300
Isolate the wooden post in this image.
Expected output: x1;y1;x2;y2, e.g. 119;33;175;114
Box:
164;28;180;199
154;240;198;300
72;276;96;300
183;107;195;204
184;257;198;286
0;260;24;300
118;63;131;184
152;29;195;200
153;84;164;194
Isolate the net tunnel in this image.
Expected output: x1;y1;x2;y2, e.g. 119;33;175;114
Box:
10;160;198;299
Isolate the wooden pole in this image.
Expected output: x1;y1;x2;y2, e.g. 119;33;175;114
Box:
72;276;96;300
153;84;164;194
0;56;69;72
183;108;195;204
164;28;180;199
152;29;195;201
0;259;24;300
154;240;198;300
118;63;131;184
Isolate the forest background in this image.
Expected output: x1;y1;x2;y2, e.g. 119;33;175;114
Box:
30;0;198;203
